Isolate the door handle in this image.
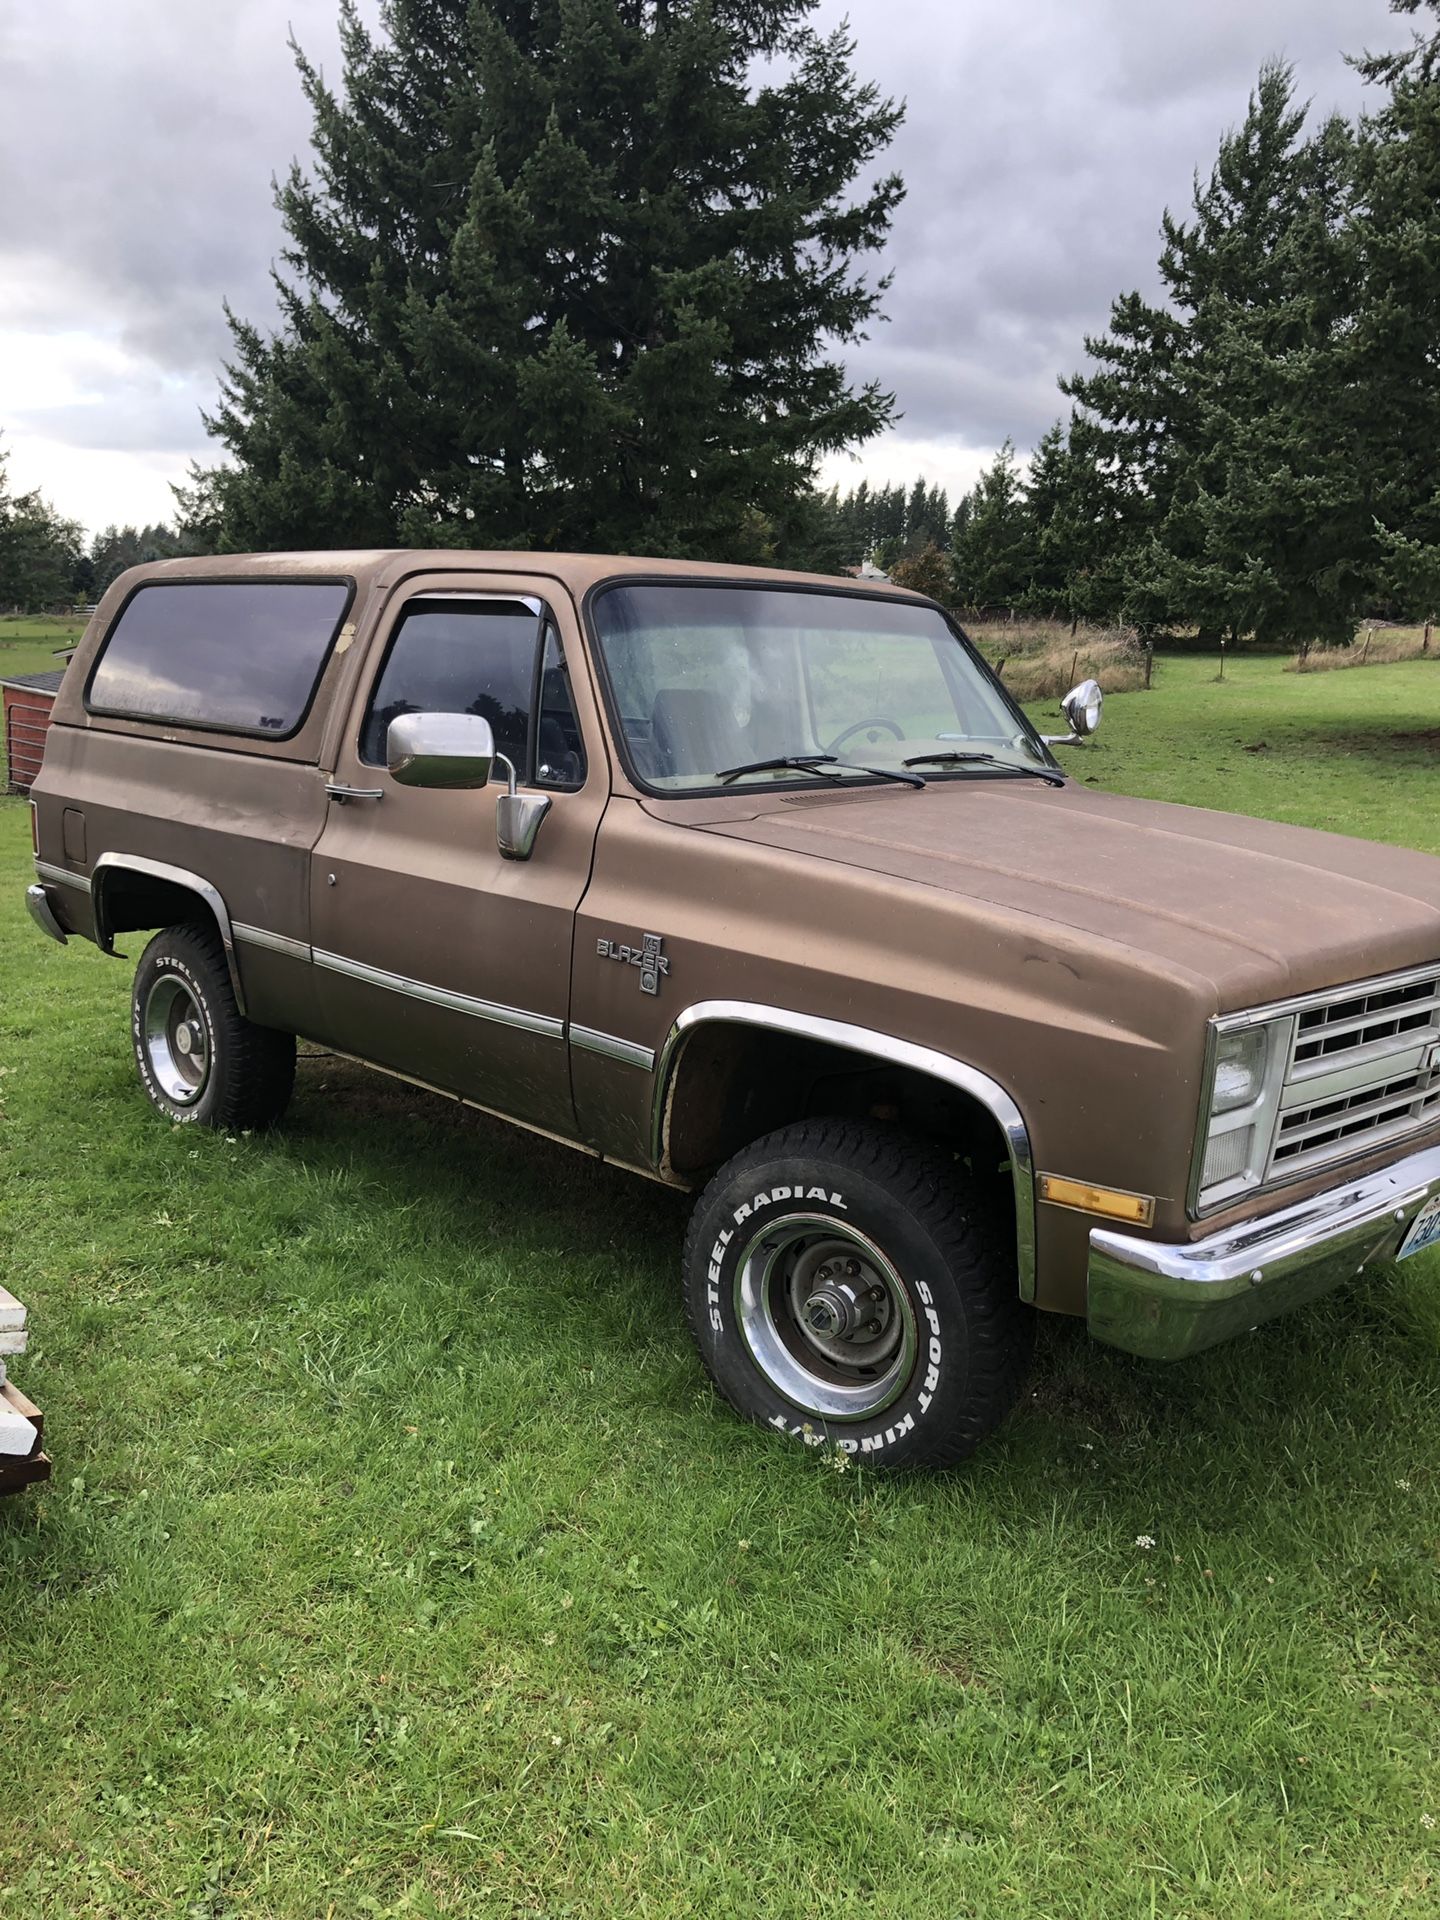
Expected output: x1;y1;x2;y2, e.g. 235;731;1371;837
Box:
325;783;384;804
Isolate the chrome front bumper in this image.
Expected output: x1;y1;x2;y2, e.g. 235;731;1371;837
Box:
25;883;67;945
1088;1140;1440;1360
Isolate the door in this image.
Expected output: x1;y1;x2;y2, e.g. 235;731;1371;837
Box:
308;577;605;1135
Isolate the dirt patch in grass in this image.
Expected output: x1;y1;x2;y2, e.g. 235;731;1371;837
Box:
1281;725;1440;757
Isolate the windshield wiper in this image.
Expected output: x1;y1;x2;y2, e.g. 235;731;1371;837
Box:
901;750;1065;789
718;754;843;784
718;753;926;790
835;760;926;789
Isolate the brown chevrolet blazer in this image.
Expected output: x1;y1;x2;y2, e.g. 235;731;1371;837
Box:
25;551;1440;1466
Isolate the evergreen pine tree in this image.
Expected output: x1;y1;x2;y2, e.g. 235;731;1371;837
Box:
1353;1;1440;607
188;0;903;559
0;438;83;612
1020;422;1075;620
868;481;907;561
1065;65;1369;644
951;441;1031;610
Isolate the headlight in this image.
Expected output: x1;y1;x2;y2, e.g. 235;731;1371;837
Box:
1193;1016;1292;1212
1212;1027;1268;1112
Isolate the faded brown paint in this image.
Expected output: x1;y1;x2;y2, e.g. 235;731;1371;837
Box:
30;549;1440;1324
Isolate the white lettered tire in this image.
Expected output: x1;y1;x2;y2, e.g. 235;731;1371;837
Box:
131;923;296;1130
683;1119;1032;1469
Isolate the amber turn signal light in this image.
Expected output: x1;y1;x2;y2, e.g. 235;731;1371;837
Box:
1038;1175;1155;1228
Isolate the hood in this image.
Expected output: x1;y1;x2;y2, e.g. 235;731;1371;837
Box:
673;778;1440;1012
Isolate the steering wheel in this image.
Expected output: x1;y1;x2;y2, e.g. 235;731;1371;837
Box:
826;716;905;753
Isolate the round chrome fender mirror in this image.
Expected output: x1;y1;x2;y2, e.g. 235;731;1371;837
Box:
1061;678;1103;739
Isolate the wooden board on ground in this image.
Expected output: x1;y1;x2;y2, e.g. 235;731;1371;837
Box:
0;1380;50;1497
0;1452;52;1496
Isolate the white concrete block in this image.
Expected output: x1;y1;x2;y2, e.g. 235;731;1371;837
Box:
0;1330;29;1357
0;1402;35;1457
0;1288;24;1333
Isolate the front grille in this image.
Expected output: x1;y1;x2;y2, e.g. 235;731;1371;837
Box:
1292;975;1440;1063
1268;965;1440;1180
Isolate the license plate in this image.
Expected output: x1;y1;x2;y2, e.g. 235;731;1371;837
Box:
1398;1192;1440;1261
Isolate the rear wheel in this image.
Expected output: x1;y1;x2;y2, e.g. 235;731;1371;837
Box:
683;1119;1032;1469
131;923;295;1130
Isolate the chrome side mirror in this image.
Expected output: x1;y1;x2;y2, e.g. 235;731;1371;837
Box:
388;711;496;787
1042;678;1103;746
386;709;551;858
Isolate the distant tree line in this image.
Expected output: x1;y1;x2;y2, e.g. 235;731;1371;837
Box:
826;8;1440;645
0;440;82;613
12;0;1440;649
78;523;198;599
0;437;200;612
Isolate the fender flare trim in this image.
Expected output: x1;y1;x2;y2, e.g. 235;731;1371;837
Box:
90;853;246;1015
652;1000;1037;1301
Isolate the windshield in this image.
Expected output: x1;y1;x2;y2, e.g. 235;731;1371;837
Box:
590;582;1056;793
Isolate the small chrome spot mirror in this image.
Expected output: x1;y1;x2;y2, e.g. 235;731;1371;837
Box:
388;711;496;788
496;790;552;861
1042;678;1103;746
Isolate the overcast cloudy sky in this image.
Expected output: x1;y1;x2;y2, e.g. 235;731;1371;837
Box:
0;0;1406;535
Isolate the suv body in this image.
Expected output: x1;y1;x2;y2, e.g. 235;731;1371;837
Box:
25;551;1440;1463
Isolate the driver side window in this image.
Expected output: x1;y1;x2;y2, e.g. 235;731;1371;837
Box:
360;599;586;790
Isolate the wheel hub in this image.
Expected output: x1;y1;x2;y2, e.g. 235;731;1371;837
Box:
142;973;211;1106
733;1214;917;1422
800;1270;887;1342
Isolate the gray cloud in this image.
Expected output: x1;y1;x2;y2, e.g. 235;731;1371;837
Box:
0;0;348;374
0;0;1409;527
822;0;1400;458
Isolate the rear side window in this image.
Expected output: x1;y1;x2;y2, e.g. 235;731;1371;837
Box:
87;580;353;736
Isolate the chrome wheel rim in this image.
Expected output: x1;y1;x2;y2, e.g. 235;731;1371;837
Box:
143;973;211;1106
733;1212;918;1421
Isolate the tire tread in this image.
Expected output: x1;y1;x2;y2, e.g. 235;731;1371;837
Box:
683;1117;1032;1468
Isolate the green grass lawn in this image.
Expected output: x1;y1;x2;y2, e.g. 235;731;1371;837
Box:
0;614;86;685
2;651;1439;1918
1028;651;1440;855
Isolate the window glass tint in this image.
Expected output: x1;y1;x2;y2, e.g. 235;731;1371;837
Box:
88;581;351;734
361;600;585;789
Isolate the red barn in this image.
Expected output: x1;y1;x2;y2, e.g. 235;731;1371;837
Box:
2;667;65;793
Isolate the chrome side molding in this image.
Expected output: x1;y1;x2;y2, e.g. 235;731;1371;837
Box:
34;859;90;893
311;946;565;1039
569;1024;656;1071
232;924;313;965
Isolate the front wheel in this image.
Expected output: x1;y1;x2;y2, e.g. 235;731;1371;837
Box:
683;1119;1032;1469
131;923;295;1130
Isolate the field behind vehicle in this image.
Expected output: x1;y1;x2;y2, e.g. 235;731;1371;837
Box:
0;613;85;684
1025;649;1440;854
1;651;1438;1917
